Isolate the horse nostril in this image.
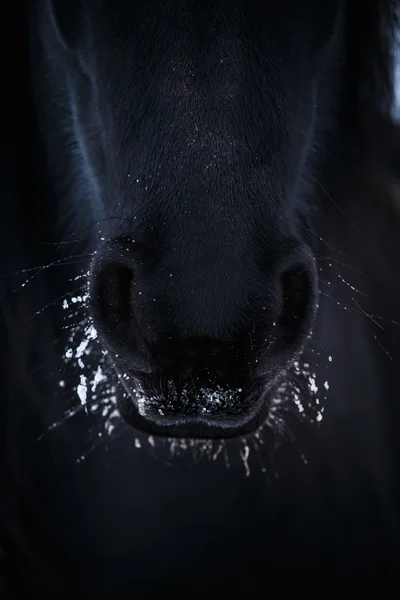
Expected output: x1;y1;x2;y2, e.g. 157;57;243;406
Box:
280;266;314;334
91;261;134;332
274;258;317;353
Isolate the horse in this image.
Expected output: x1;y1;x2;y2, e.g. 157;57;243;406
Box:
1;0;400;596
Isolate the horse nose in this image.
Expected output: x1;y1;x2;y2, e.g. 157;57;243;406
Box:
88;238;317;424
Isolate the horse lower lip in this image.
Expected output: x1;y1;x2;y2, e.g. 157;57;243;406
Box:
114;376;271;440
119;401;269;439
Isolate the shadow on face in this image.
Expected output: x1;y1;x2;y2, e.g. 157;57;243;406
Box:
45;0;343;438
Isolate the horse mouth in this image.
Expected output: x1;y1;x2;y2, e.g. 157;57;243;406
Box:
113;368;274;440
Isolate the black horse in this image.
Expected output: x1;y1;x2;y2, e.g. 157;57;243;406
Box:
2;0;400;596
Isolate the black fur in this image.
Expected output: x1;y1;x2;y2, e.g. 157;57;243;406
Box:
2;0;400;596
